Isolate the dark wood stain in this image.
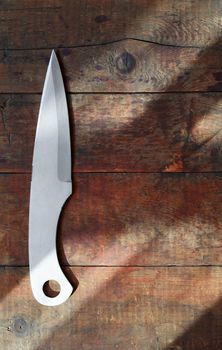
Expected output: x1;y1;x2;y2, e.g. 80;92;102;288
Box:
95;15;109;23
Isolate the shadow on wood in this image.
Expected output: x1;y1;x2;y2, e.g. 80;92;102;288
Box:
165;298;222;350
1;3;222;349
31;264;222;349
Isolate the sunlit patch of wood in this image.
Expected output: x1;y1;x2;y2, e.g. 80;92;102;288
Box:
1;266;222;349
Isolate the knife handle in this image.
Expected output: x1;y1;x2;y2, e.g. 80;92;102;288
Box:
29;180;73;306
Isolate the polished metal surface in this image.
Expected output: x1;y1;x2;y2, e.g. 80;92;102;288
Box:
29;51;73;306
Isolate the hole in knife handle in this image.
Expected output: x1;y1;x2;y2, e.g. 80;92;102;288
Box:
43;280;61;298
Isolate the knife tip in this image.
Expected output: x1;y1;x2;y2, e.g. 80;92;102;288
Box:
48;50;59;71
51;49;57;59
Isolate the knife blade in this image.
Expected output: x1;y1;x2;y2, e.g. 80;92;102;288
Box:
29;50;73;306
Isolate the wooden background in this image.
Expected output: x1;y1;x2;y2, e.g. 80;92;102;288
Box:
1;1;222;349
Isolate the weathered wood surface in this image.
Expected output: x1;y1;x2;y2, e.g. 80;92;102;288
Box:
1;42;222;93
1;0;222;49
1;1;222;349
1;266;222;350
1;173;222;266
1;93;222;173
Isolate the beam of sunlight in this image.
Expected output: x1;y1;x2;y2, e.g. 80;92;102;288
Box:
125;0;222;48
3;233;142;349
2;213;222;349
191;101;222;145
163;97;222;172
2;3;222;348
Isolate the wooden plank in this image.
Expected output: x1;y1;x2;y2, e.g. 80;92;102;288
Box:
1;93;222;173
1;42;222;93
0;266;222;349
1;0;222;49
1;173;222;266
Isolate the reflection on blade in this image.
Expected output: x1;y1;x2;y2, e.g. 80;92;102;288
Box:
33;50;71;182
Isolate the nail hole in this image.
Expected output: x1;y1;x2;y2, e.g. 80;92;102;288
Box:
43;280;61;298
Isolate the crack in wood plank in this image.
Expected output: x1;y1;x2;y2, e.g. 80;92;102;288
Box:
0;37;206;52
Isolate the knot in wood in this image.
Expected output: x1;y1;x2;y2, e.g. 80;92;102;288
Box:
116;52;136;74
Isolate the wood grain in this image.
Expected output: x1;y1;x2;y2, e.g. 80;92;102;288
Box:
1;41;222;93
1;93;222;173
1;173;222;266
1;0;222;49
1;266;222;350
1;1;222;349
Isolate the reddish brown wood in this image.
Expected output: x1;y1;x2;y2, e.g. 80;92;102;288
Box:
1;0;222;49
0;266;222;349
1;1;222;349
1;173;222;266
1;93;222;173
1;41;222;93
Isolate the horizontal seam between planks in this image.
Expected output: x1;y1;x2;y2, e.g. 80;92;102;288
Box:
1;171;222;175
0;91;222;95
68;91;222;95
2;264;222;268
